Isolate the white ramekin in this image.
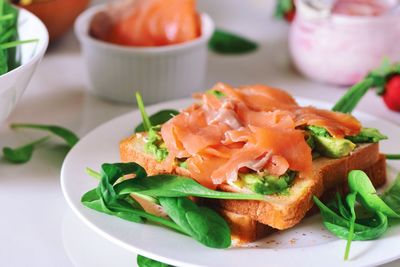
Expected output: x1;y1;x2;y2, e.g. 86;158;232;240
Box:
0;8;49;124
75;4;214;104
289;0;400;86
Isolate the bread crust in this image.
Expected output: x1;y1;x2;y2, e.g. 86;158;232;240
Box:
120;134;386;236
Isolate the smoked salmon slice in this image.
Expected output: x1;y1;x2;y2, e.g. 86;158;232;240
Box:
160;83;361;189
106;0;201;46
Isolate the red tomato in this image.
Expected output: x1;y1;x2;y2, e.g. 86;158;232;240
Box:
383;75;400;112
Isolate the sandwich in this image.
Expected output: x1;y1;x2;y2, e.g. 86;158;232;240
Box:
120;83;388;243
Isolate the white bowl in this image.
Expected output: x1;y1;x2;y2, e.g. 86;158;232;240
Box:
75;4;214;104
0;7;49;124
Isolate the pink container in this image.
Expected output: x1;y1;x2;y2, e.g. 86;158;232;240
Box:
289;0;400;85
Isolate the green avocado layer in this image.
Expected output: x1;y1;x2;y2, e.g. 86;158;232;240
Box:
144;127;168;162
235;170;297;195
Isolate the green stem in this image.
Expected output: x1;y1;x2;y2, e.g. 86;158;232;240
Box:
135;92;152;132
385;154;400;160
21;135;50;149
0;39;39;50
332;77;375;113
85;167;102;180
344;216;355;260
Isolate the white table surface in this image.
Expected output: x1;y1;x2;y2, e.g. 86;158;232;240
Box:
1;1;400;266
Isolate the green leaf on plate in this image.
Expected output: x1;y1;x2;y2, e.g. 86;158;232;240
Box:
209;29;258;55
159;197;231;248
137;255;173;267
11;123;79;147
2;136;50;163
114;174;264;200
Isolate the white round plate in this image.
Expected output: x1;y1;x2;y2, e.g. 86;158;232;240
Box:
61;97;400;267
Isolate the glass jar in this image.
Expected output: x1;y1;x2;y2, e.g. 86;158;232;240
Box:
289;0;400;85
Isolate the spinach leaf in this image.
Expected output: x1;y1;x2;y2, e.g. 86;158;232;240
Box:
348;170;400;218
381;175;400;213
314;170;400;259
11;123;79;147
1;1;17;64
81;163;186;233
2;136;50;163
209;29;258;55
136;92;152;132
114;174;264;200
135;109;179;133
82;162;235;247
336;192;351;220
137;255;173;267
313;196;388;240
346;128;388;143
159;197;231;248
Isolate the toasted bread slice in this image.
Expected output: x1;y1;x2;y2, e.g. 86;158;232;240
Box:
218;154;387;243
120;133;384;231
213;143;380;230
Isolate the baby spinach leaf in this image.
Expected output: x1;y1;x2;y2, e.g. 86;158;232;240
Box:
137;255;173;267
381;175;400;213
313;196;388;241
81;163;185;233
346;128;388;143
136;92;152;132
114;174;264;200
11;123;79;147
314;170;400;259
135;109;179;133
209;29;258;55
159;197;231;248
2;136;50;163
336;193;351;220
348;170;400;218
